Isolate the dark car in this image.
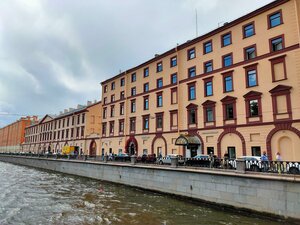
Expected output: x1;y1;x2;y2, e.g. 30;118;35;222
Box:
114;153;131;162
137;154;157;163
185;155;220;168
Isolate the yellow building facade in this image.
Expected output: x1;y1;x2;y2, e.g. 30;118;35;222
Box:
100;0;300;161
23;101;102;155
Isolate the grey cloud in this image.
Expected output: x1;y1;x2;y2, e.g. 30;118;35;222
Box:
0;0;273;127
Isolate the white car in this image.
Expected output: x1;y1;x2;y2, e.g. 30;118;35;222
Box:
158;154;184;165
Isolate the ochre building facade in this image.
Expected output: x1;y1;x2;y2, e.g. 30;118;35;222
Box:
100;0;300;161
22;101;102;155
0;116;37;153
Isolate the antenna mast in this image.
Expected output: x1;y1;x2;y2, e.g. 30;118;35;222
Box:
195;9;198;37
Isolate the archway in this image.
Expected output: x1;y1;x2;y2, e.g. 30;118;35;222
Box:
269;130;300;161
125;136;138;156
266;124;300;160
89;140;97;156
151;135;167;157
217;129;246;158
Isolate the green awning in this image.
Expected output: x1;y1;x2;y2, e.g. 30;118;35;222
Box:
175;134;201;146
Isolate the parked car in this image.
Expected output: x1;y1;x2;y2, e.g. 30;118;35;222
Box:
137;154;157;163
158;154;184;165
185;155;221;168
114;153;131;162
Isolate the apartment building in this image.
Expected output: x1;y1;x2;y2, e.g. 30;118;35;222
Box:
0;116;37;153
22;101;102;155
100;0;300;161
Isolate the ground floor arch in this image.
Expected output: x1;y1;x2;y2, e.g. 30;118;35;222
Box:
89;140;97;156
125;136;138;156
152;135;167;157
217;129;246;158
268;128;300;161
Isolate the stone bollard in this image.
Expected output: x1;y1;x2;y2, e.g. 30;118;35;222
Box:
84;155;87;161
131;155;137;165
68;155;70;160
103;155;108;163
236;158;246;173
171;156;179;168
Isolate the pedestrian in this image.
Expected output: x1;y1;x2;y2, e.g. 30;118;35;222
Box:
209;152;214;168
276;152;282;174
223;153;229;169
261;151;269;172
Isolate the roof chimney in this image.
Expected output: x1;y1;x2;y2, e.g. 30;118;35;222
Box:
77;104;84;109
64;109;68;113
59;111;63;115
155;54;159;57
69;108;75;112
87;101;92;106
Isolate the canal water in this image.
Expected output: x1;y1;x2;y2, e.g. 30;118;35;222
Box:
0;162;287;225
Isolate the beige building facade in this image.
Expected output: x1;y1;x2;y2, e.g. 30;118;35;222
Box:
23;101;102;155
100;0;300;161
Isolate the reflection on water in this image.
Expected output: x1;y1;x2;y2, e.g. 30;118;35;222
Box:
0;162;285;225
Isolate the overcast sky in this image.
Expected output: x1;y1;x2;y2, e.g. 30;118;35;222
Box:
0;0;274;127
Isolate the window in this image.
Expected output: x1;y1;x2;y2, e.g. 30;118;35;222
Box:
72;116;74;125
62;119;65;128
81;126;84;137
170;56;177;67
204;77;213;96
76;127;80;138
104;85;108;93
103;108;107;119
82;113;85;124
120;103;124;115
67;118;69;127
252;146;261;156
111;94;115;102
223;74;233;92
223;54;233;67
144;83;149;92
244;91;263;123
157;62;163;72
268;11;282;28
171;73;177;84
269;85;292;121
222;32;231;47
188;83;196;100
249;100;259;117
269;55;287;82
103;97;107;104
228;147;236;159
170;110;178;129
246;69;258;87
120;91;125;100
243;23;255;38
111;82;115;90
207;147;214;155
187;48;195;60
143;116;149;130
119;120;124;133
202;100;216;126
130;118;136;132
131;87;136;96
156;113;163;129
157;78;163;88
144;96;149;110
120;78;125;86
270;36;284;52
109;122;114;135
204;40;212;54
144;67;149;77
131;100;136;113
157;92;163;107
221;96;237;123
77;115;80;124
225;104;234;120
110;105;115;117
188;109;196;124
171;87;177;104
204;61;213;73
244;45;256;60
188;66;196;78
131;73;136;82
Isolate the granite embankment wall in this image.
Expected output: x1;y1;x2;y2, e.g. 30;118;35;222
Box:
0;155;299;220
